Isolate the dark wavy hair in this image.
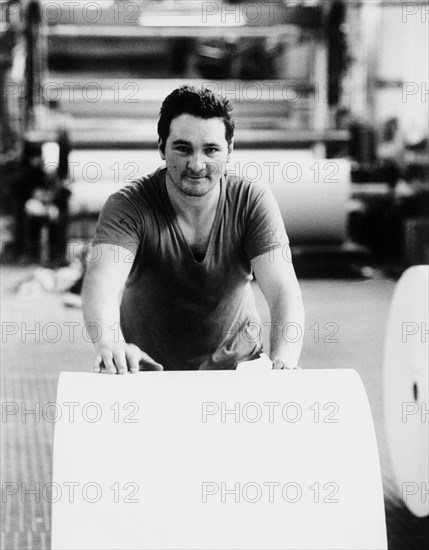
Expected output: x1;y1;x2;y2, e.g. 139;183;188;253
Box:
157;85;236;154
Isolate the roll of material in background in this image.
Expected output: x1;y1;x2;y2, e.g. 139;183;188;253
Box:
231;153;350;243
383;265;429;517
67;151;350;243
51;369;387;550
67;150;163;215
67;150;312;215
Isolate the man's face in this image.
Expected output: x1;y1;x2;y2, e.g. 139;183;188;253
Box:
160;114;232;198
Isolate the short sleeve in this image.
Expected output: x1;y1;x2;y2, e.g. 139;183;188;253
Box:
243;182;289;260
93;190;144;254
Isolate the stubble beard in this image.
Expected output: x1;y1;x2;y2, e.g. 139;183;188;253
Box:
178;175;220;198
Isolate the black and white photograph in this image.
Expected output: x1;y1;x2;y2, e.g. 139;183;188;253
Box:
0;1;428;549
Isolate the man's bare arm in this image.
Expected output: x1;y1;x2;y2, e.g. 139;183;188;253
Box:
82;243;163;374
251;247;305;369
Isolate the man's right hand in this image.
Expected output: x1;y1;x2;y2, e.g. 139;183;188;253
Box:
93;343;164;374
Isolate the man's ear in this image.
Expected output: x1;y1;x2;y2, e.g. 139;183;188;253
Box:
227;139;234;161
158;138;165;160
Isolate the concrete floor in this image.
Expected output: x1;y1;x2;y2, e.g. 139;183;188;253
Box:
1;265;428;549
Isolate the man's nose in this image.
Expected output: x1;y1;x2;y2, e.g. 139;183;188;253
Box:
187;152;205;173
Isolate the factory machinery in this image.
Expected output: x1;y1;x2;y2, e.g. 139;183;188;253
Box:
1;0;427;270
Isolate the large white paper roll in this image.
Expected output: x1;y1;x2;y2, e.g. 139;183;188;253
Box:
383;265;429;517
51;369;387;549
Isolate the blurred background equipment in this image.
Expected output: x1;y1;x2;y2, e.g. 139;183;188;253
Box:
0;0;428;269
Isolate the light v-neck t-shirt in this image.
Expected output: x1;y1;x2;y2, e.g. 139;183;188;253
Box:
93;166;288;370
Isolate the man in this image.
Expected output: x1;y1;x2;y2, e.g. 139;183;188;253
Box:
82;86;304;373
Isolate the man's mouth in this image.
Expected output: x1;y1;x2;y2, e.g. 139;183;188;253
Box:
184;174;208;180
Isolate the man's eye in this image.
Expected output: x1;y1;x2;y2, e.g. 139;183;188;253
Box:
205;148;219;155
176;146;190;153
